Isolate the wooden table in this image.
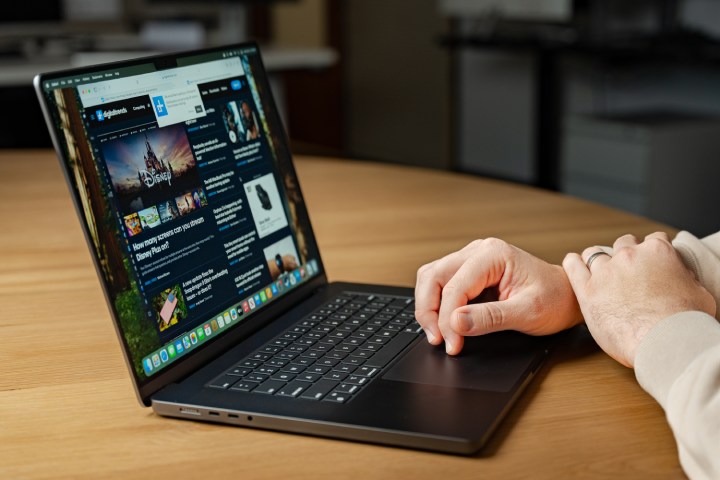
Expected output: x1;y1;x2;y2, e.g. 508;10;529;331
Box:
0;150;685;479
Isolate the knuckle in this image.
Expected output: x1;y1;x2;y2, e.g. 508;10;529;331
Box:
416;262;434;281
466;238;485;250
484;303;506;331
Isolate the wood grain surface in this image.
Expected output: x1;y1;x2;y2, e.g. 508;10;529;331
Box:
0;150;685;479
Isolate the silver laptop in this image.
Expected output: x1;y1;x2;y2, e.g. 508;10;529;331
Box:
34;42;552;454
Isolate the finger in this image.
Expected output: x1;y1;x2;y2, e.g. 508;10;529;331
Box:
613;233;638;251
562;253;590;299
414;246;479;344
581;247;612;271
451;297;528;337
644;231;670;243
438;243;506;355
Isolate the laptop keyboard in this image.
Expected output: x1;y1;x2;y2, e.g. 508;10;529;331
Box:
206;292;423;403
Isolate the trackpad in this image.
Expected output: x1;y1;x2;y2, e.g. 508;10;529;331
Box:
382;332;546;393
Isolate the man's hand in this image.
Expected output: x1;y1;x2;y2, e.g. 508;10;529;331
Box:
563;232;716;367
415;238;583;355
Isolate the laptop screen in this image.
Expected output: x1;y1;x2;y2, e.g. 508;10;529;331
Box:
37;44;322;387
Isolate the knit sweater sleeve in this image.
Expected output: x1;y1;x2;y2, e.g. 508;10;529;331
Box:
633;231;720;480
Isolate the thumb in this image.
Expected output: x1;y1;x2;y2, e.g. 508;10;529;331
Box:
562;252;590;299
451;298;527;336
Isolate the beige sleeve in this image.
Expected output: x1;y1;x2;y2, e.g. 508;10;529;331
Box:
673;230;720;317
633;231;720;480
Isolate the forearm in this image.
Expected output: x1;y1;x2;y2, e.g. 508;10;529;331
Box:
635;312;720;480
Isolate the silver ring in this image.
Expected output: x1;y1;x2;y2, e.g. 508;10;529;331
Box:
586;251;611;271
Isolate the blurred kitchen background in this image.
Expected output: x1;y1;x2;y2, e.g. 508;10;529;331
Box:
3;0;720;235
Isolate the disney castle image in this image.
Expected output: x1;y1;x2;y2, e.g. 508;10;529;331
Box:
138;132;174;189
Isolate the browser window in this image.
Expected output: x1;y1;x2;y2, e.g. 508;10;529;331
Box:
40;47;321;383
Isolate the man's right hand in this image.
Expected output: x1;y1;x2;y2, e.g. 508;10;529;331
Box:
414;238;582;355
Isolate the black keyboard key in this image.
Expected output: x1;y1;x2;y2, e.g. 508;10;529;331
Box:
300;380;339;401
345;375;370;386
328;330;350;339
271;372;296;382
359;325;380;333
240;360;261;368
355;366;380;377
378;329;399;338
324;371;348;382
335;383;360;394
251;353;271;362
323;391;350;403
253;379;286;395
245;373;269;383
324;351;348;361
341;357;365;366
281;364;306;374
306;365;330;375
361;343;381;352
333;364;357;374
227;367;251;376
277;381;309;398
351;331;372;341
317;358;340;368
365;332;419;369
276;351;299;360
207;375;237;389
297;372;321;382
335;344;356;353
229;381;258;392
256;366;278;375
350;350;373;359
368;336;390;345
287;344;307;353
265;358;289;368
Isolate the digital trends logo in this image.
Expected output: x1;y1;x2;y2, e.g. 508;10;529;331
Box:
152;95;168;117
96;109;105;121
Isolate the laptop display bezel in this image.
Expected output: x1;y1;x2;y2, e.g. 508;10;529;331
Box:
34;42;329;406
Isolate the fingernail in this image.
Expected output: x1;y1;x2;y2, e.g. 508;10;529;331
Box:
445;338;454;354
455;312;471;333
425;329;437;343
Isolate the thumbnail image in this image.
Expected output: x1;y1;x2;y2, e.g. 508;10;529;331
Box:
157;200;180;223
192;188;208;209
152;284;188;332
263;235;300;281
240;101;260;141
138;206;161;229
175;192;196;216
222;100;244;144
244;173;288;239
124;212;142;237
102;124;201;216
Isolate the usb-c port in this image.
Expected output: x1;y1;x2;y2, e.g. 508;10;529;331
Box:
208;411;220;416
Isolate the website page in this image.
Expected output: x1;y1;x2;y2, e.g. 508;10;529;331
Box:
42;48;320;382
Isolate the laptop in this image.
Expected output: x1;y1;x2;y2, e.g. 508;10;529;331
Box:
34;42;552;454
